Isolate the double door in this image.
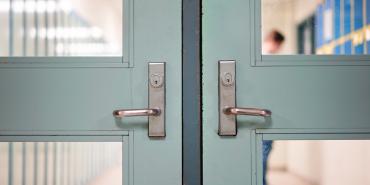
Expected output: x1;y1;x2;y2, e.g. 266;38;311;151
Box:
1;0;370;185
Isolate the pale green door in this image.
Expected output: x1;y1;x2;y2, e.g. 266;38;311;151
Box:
0;0;181;185
203;0;370;185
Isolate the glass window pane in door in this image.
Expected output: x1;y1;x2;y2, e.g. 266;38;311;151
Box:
0;0;123;57
0;142;123;185
262;0;370;55
262;140;370;185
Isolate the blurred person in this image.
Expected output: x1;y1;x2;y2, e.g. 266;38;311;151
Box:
262;30;285;54
263;140;273;185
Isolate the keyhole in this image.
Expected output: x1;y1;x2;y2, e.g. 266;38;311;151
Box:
151;74;163;88
222;73;234;86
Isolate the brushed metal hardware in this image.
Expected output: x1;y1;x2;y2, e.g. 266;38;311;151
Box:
113;108;161;117
223;107;271;117
113;63;166;137
218;60;271;136
219;61;237;136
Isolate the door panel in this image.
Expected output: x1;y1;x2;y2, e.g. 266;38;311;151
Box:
0;0;182;185
236;66;370;129
203;0;370;185
0;69;131;130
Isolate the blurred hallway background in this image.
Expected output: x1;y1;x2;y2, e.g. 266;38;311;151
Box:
267;140;370;185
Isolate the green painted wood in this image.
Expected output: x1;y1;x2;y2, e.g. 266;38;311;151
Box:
203;0;370;185
0;0;182;185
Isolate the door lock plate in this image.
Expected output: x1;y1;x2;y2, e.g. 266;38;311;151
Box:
148;63;166;137
219;60;237;136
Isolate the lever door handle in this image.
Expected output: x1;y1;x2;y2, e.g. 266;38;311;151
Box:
218;60;272;136
223;107;271;117
113;108;161;117
114;63;166;137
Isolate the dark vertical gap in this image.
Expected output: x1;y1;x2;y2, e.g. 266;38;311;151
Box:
182;0;202;185
199;0;203;183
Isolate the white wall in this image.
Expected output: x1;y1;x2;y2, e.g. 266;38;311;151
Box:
320;141;370;185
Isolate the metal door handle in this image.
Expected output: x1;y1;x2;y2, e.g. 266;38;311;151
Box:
113;108;161;117
223;107;271;117
219;61;272;136
113;63;166;137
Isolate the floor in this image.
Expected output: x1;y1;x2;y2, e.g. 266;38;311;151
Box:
267;170;317;185
88;166;122;185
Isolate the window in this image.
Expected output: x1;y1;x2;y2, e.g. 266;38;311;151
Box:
0;0;123;57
